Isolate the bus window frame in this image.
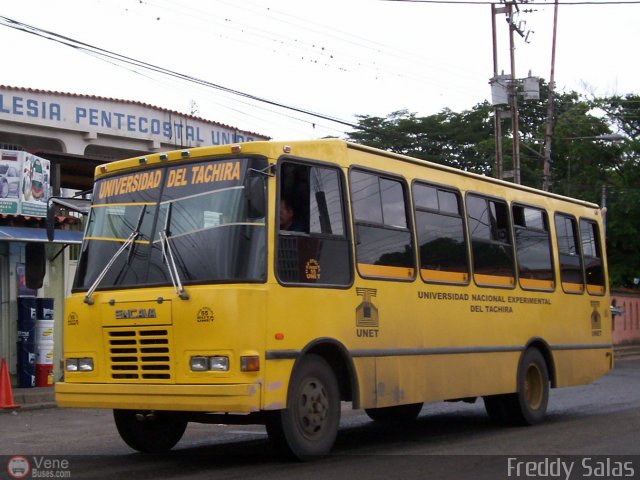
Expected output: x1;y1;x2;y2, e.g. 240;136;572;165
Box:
275;155;354;289
579;216;607;297
511;202;556;292
554;211;586;295
411;179;470;286
349;165;416;282
465;191;517;290
74;156;270;291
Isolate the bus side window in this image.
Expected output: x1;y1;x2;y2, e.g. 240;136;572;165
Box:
413;182;469;284
554;213;584;294
279;162;308;233
277;161;351;286
350;170;415;280
580;218;605;295
466;194;515;288
513;205;555;291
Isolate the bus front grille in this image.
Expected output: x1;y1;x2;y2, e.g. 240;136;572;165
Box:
106;327;173;382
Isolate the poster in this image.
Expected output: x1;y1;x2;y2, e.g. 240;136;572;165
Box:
0;150;21;215
0;150;50;217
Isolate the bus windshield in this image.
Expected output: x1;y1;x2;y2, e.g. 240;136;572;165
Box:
73;156;268;292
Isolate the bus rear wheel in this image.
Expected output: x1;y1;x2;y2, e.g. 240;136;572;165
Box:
364;403;423;422
113;410;187;453
483;348;549;426
266;354;340;460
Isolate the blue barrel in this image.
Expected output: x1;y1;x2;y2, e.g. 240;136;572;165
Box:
18;297;37;388
17;341;36;388
36;298;54;320
18;297;37;346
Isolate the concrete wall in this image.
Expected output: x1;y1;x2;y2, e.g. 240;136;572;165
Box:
612;290;640;345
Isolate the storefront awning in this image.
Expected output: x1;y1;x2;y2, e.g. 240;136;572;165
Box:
0;226;83;244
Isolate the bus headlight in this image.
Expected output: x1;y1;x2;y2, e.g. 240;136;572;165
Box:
65;359;78;372
209;356;229;371
65;357;94;372
190;356;209;371
190;356;229;372
78;358;94;371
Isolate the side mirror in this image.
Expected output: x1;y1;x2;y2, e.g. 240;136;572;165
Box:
46;195;92;242
25;243;46;290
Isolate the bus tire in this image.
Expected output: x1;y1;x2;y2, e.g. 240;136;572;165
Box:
364;403;423;422
483;348;549;426
266;354;340;460
113;410;187;453
515;348;550;425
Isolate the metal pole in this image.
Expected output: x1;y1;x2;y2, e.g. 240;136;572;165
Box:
491;4;503;180
542;0;559;191
508;2;521;184
601;184;607;236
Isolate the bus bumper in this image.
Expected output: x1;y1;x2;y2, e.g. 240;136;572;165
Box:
55;382;262;412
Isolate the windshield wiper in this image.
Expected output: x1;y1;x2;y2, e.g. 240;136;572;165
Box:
83;206;147;305
160;203;189;300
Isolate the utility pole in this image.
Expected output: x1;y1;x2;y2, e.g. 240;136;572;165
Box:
542;0;559;192
601;183;607;235
507;1;521;185
491;4;504;180
490;1;534;185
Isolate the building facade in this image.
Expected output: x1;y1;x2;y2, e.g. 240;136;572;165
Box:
0;85;268;386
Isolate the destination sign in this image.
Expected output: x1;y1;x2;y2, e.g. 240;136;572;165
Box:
95;159;246;202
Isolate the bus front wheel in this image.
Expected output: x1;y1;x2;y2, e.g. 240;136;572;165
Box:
483;348;549;426
113;410;187;453
266;354;340;460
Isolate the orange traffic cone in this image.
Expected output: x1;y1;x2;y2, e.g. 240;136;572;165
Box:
0;358;20;409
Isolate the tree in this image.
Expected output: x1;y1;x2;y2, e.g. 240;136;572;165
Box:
346;89;639;288
515;83;582;188
593;94;640;288
349;105;495;175
549;101;619;201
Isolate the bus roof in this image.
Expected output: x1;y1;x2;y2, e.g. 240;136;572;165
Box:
345;141;600;210
94;138;600;210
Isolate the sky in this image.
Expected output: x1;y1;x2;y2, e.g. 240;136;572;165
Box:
1;0;638;141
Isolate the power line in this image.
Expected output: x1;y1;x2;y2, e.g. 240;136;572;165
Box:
137;0;483;95
381;0;640;5
0;15;361;130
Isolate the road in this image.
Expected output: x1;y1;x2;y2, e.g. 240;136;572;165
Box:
1;358;639;480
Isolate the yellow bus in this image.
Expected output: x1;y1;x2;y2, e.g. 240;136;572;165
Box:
55;139;612;459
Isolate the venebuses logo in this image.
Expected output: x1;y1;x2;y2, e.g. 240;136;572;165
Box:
6;456;71;478
7;456;30;479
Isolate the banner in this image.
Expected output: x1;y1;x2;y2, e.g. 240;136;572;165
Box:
0;150;50;217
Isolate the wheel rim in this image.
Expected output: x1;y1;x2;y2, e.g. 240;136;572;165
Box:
524;363;544;410
295;377;329;440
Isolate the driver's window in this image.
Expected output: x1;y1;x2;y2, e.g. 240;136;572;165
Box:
277;160;351;286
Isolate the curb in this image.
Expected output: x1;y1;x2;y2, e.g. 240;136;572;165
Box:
614;344;640;361
0;387;55;413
